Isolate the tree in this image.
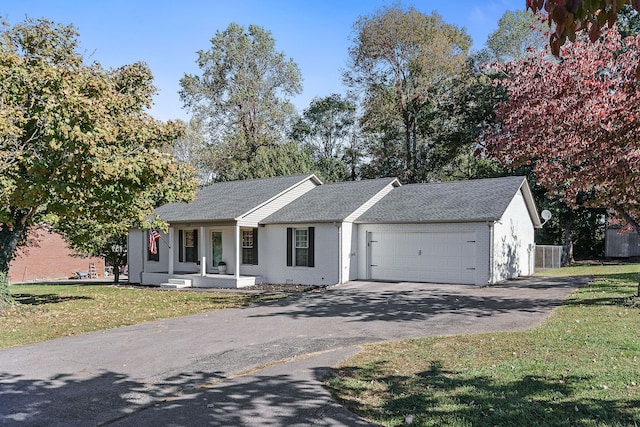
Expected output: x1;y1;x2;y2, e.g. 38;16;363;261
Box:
291;94;358;181
180;23;302;180
419;55;506;182
344;6;471;183
0;18;197;294
481;28;640;264
478;9;608;263
482;9;548;63
527;0;640;54
56;221;128;284
173;119;214;185
231;141;315;180
617;4;640;38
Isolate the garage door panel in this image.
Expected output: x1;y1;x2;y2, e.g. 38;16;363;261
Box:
369;231;477;284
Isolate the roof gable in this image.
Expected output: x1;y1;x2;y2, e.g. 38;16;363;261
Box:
356;176;539;225
154;174;320;223
261;178;400;224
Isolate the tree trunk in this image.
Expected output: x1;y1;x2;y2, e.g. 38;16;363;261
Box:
561;220;574;266
0;212;30;307
113;265;120;285
403;117;415;183
0;214;29;275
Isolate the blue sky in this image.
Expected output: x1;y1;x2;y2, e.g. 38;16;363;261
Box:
2;0;525;121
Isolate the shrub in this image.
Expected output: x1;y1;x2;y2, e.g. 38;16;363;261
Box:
0;272;14;311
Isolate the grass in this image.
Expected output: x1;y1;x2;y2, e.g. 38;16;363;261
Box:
326;264;640;426
0;283;285;349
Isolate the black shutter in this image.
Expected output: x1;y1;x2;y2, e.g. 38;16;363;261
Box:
308;227;315;267
286;227;293;266
179;230;184;262
252;228;259;265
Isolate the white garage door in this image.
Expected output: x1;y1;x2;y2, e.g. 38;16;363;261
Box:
368;231;478;284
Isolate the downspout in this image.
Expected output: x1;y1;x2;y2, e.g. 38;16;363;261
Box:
488;221;494;285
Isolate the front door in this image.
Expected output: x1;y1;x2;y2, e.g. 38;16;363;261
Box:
211;231;223;267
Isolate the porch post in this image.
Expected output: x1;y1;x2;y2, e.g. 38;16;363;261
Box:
234;224;241;279
168;227;174;274
199;226;206;276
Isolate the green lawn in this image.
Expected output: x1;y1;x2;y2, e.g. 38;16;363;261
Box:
326;264;640;426
1;283;285;349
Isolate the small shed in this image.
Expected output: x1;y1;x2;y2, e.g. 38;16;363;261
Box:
605;228;640;257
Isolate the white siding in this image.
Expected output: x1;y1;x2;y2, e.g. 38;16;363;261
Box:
492;190;535;282
343;222;361;282
261;223;339;285
356;223;491;285
127;229;145;284
238;179;318;227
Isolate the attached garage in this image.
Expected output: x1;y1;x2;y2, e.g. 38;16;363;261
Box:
368;230;478;284
355;176;541;285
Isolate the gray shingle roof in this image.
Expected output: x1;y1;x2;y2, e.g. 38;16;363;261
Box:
355;176;528;223
261;178;399;224
154;174;317;222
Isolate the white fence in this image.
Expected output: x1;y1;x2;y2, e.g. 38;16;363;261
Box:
535;245;563;271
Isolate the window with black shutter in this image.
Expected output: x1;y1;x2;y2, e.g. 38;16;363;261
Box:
286;227;314;267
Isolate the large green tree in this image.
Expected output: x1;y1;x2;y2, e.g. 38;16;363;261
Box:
0;18;197;293
344;6;471;183
291;94;359;182
180;23;302;181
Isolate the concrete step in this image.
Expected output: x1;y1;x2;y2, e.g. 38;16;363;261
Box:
160;278;192;289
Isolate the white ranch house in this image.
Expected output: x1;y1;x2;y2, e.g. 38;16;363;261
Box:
127;174;541;288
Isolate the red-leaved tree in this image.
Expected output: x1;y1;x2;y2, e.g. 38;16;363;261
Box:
482;28;640;236
528;0;640;54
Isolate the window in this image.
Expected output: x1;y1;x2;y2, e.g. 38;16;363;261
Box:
242;230;253;264
295;229;308;266
241;228;259;265
179;229;198;263
287;227;314;267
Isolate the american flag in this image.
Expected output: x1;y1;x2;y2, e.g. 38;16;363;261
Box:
149;229;161;255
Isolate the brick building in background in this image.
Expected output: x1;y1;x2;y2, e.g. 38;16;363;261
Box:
8;230;105;283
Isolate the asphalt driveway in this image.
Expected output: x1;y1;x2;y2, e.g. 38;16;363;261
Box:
0;276;588;426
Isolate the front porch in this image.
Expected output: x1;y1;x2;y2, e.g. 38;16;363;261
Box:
142;272;265;289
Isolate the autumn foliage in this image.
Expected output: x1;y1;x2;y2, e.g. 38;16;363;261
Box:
528;0;640;54
482;28;640;229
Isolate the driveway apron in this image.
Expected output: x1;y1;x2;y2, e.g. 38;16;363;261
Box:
0;277;587;426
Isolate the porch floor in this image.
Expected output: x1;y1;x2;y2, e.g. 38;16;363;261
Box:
140;272;264;289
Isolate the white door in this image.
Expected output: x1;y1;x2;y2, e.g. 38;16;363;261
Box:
368;231;477;284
